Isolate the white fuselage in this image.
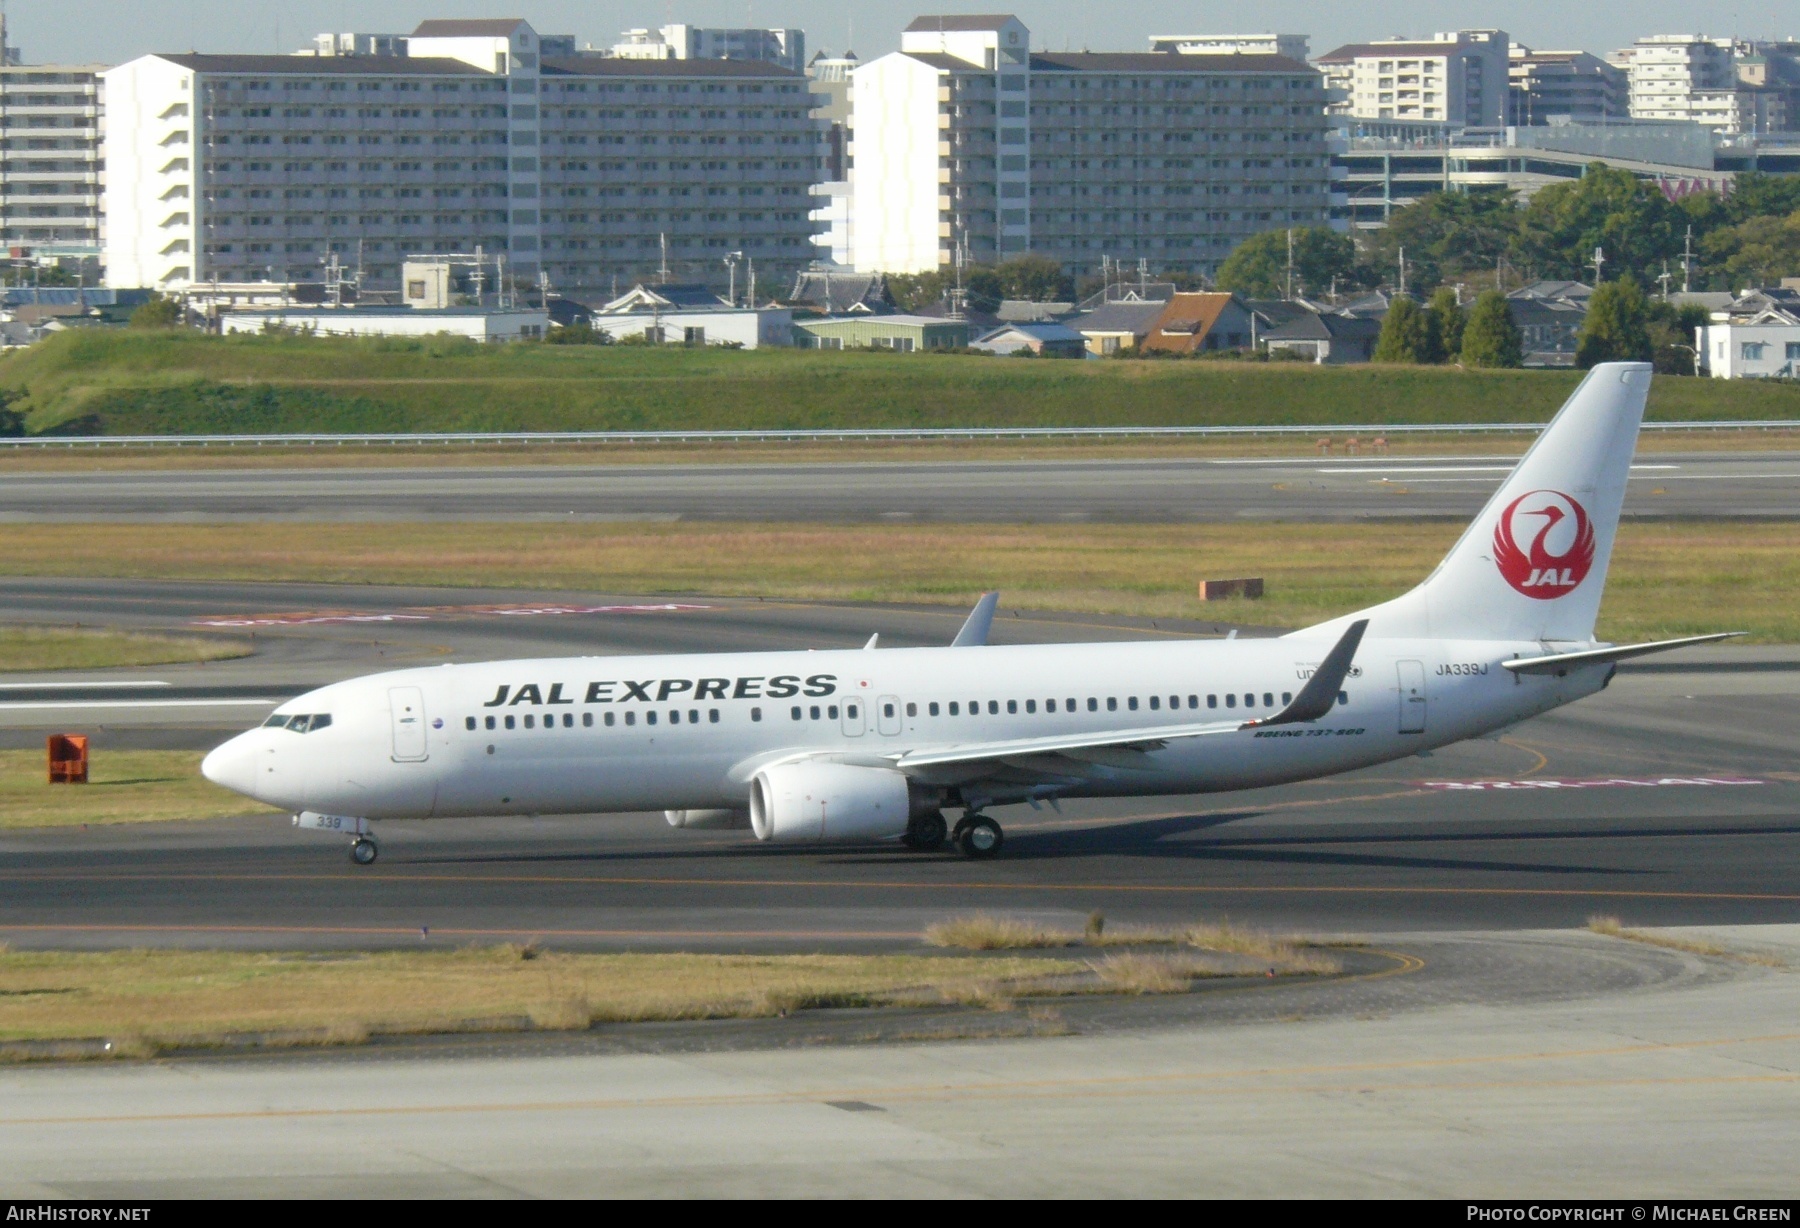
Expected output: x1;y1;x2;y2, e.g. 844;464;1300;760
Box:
201;636;1610;821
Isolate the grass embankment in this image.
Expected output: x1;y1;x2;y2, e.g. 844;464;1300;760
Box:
0;926;1339;1051
0;750;277;828
1587;915;1785;967
0;520;1786;642
5;330;1795;435
0;626;246;672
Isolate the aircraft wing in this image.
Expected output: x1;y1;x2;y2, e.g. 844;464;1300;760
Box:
1501;632;1744;675
888;619;1369;773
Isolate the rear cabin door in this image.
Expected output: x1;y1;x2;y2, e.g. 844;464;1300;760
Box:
1396;661;1427;735
876;695;903;737
389;686;429;761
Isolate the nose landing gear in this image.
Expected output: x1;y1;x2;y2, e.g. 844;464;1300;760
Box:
349;837;379;866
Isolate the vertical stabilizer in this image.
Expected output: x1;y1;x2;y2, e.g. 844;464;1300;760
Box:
1307;362;1652;644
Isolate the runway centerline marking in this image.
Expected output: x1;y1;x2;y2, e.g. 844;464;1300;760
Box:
6;1028;1795;1128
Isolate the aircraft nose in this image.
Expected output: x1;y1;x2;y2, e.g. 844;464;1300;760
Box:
201;735;259;797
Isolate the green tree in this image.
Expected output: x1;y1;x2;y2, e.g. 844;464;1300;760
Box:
1699;210;1800;290
0;389;24;436
1458;291;1524;368
1216;226;1359;299
1372;295;1435;364
1427;286;1466;360
884;268;954;314
128;295;184;329
1513;165;1684;285
1646;301;1708;375
1362;190;1519;292
991;253;1074;302
1722;172;1800;225
1576;278;1653;367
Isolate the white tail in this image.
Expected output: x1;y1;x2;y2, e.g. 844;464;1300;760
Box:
1306;362;1652;645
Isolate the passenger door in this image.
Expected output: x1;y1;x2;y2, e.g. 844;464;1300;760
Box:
1396;661;1427;735
876;695;903;737
389;686;429;761
840;695;866;737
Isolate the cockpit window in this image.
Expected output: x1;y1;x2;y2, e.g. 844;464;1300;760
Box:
265;713;332;732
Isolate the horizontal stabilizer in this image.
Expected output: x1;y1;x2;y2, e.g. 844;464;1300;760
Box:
1501;632;1745;675
1247;620;1367;728
951;591;1000;648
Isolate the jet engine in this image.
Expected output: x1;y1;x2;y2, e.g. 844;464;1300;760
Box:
664;808;750;830
749;762;914;844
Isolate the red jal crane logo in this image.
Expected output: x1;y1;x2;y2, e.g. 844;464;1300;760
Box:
1493;490;1596;599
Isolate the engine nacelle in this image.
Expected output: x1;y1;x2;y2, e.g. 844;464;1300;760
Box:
664;808;750;830
749;762;912;844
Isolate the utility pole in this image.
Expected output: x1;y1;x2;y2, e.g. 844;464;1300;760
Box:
723;250;742;306
1589;245;1605;286
1284;227;1294;301
1398;245;1406;297
1682;224;1694;294
659;232;669;284
1658;261;1672;301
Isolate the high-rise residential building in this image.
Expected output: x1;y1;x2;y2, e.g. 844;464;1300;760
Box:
1315;30;1510;127
610;25;805;73
1508;47;1628;124
850;15;1328;276
0;16;106;258
808;49;858;181
1148;35;1310;61
103;18;823;292
1615;35;1736;123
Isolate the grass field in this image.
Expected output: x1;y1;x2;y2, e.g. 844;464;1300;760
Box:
0;520;1784;642
0;626;247;672
0;929;1340;1050
6;330;1796;436
0;750;276;828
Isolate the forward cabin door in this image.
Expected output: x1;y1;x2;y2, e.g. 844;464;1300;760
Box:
1396;661;1427;735
389;686;429;761
840;694;866;737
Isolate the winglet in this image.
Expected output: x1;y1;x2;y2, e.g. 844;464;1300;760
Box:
863;633;880;650
1247;619;1368;728
951;592;1000;647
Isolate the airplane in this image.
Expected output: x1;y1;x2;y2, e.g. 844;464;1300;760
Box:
202;361;1738;865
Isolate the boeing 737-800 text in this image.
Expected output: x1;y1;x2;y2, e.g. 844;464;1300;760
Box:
202;362;1736;863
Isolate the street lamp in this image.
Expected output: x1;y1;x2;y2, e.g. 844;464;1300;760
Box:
723;250;744;307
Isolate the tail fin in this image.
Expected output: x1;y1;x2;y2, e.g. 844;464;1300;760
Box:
1308;362;1652;644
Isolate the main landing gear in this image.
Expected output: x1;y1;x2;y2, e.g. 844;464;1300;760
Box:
349;837;379;866
902;809;948;852
952;813;1004;859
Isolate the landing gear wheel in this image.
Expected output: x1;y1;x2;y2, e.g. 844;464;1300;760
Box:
902;810;948;852
955;815;1003;859
349;838;379;866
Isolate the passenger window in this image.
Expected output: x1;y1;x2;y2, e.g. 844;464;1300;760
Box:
583;712;593;727
1128;697;1139;711
1106;697;1117;711
1007;700;1018;714
1263;693;1274;708
886;703;897;718
751;707;762;722
1088;698;1098;712
1025;699;1036;714
843;704;854;720
810;705;821;720
1188;695;1198;709
1244;694;1254;707
465;716;476;731
948;702;959;716
604;712;615;727
1170;695;1179;709
829;705;840;720
927;702;938;716
1149;696;1160;710
505;714;516;729
1282;692;1292;705
647;712;658;726
905;702;916;717
988;701;999;715
709;709;719;723
625;711;636;726
524;714;535;729
791;706;802;720
1044;699;1054;713
689;709;699;723
1208;695;1217;709
1337;691;1348;705
1225;695;1236;708
564;713;575;728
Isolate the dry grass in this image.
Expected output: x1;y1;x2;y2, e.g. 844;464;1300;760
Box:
0;948;1082;1047
924;914;1075;950
0;749;280;829
0;626;248;672
1586;915;1785;967
1089;952;1199;994
0;518;1783;640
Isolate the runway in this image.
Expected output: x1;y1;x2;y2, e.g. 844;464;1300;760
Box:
4;451;1799;521
1;578;1795;945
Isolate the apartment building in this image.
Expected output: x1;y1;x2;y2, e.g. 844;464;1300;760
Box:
1508;47;1628;124
104;18;822;292
1149;35;1309;61
1316;31;1510;127
850;15;1328;276
1615;35;1736;122
0;16;106;258
611;25;805;72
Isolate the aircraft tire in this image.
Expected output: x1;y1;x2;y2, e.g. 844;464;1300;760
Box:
349;838;379;866
955;816;1003;859
903;810;948;851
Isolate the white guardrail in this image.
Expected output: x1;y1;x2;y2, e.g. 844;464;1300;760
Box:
0;421;1793;448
